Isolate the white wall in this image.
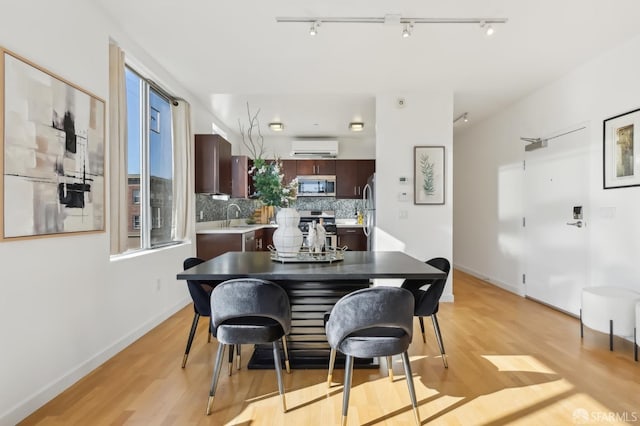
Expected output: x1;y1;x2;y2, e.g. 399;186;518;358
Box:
235;135;376;159
454;34;640;296
375;93;454;299
0;2;216;424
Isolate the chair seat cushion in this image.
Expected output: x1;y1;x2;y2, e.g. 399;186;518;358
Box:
215;316;285;344
337;327;411;358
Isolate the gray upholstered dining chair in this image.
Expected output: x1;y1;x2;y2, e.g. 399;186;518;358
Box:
325;286;420;426
206;278;292;415
401;257;451;368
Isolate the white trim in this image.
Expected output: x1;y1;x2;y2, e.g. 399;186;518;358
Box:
454;263;524;296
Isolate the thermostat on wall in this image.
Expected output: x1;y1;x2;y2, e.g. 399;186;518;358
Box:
399;176;408;184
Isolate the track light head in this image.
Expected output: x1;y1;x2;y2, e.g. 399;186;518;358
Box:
480;20;495;36
402;22;413;38
309;21;320;36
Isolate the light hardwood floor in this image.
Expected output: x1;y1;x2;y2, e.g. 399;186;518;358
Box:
20;270;640;425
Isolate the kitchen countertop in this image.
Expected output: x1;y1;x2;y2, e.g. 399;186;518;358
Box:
196;219;363;234
196;221;276;234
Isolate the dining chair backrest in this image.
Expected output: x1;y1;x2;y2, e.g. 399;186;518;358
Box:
325;286;414;351
183;257;213;316
211;278;292;336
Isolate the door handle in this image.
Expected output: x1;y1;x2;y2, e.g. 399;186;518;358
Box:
566;221;583;228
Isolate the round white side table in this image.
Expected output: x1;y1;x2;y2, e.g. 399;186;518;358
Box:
581;286;640;352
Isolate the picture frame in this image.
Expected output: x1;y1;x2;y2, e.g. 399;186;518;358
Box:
1;47;106;240
603;107;640;189
414;146;445;205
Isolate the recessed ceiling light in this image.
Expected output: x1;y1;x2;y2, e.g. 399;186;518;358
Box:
269;122;284;131
349;122;364;131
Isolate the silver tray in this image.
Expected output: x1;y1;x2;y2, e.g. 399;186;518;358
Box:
268;246;346;263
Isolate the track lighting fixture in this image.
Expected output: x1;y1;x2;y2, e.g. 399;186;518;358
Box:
277;14;507;37
402;22;413;38
480;20;495;36
453;112;469;124
309;21;320;36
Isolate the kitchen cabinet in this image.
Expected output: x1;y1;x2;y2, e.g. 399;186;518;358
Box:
296;159;335;175
231;155;251;198
281;160;297;186
195;134;232;194
336;160;375;199
262;227;275;250
196;233;242;260
337;227;367;251
196;227;275;259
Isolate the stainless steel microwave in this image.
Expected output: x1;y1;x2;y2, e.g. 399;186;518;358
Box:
296;175;336;197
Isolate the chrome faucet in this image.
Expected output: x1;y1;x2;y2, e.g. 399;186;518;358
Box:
226;203;241;227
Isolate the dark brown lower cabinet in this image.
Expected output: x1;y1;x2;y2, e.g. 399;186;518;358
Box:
196;233;242;260
337;227;367;251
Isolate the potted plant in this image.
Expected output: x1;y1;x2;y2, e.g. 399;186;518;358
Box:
240;104;301;256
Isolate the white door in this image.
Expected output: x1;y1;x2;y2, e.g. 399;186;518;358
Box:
524;127;590;315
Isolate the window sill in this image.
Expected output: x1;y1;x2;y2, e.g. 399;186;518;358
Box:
109;240;192;262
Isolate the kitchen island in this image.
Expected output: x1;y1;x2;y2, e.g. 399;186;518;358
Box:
178;251;445;369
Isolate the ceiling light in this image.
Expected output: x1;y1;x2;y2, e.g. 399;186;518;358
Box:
277;15;508;36
453;112;469;124
349;122;364;131
269;122;284;131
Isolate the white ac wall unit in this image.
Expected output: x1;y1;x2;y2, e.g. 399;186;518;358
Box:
291;139;338;158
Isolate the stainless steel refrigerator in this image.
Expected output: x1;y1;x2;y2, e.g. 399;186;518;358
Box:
362;173;375;251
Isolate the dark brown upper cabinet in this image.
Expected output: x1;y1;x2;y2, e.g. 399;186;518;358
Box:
296;159;336;175
195;134;232;194
231;155;252;198
336;159;375;199
281;160;298;186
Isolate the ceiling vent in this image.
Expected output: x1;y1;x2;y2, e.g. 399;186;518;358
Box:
291;139;338;158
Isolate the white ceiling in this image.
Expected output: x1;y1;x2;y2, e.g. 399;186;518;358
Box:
95;0;640;139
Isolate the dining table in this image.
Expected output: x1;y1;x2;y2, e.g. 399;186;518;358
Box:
177;250;446;369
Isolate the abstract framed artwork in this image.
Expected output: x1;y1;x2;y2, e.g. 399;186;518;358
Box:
414;145;445;205
1;47;105;240
603;107;640;189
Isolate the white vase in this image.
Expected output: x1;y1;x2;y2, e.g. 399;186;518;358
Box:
272;208;303;257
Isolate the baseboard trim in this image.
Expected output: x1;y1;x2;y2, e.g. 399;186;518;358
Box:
453;263;524;296
1;297;191;426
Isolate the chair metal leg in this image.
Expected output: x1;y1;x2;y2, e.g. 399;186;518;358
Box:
236;344;241;370
272;341;287;412
635;327;638;362
228;344;235;376
341;355;354;426
206;343;226;415
580;308;583;338
418;316;426;343
281;336;291;373
431;314;448;368
327;348;337;388
610;320;614;351
386;356;394;381
401;351;420;426
182;312;200;368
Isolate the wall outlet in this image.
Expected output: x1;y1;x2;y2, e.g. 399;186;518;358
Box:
399;210;408;219
155;278;162;292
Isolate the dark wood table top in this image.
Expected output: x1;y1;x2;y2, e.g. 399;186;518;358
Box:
177;251;446;281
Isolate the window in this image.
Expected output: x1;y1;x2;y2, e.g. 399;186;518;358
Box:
125;66;174;250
